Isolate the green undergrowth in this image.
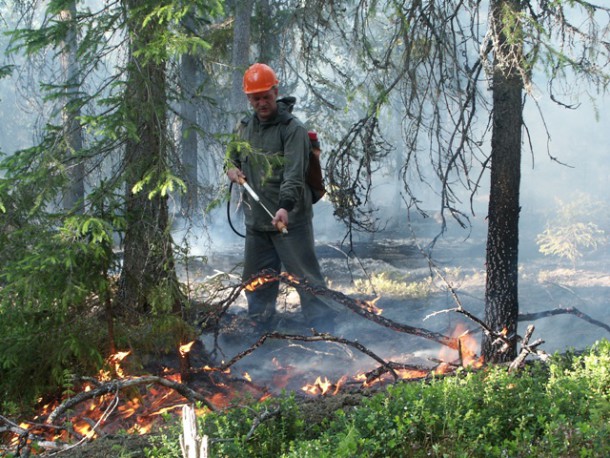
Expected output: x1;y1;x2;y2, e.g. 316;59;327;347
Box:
145;339;610;458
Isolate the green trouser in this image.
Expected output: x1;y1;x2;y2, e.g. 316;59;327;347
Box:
242;220;336;324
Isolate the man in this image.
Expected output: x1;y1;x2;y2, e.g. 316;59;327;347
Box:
226;63;338;332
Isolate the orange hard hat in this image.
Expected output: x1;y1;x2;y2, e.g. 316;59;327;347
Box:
243;63;279;94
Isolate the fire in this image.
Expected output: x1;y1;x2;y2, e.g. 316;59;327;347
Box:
301;375;348;396
437;323;483;371
245;274;276;291
362;296;383;315
100;350;131;380
179;340;195;356
302;376;333;395
283;273;301;284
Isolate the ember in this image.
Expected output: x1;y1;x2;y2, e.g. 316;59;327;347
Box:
363;296;383;315
245;274;276;291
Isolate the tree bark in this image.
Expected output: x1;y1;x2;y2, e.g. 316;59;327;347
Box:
119;0;183;313
230;0;254;116
60;2;85;213
180;47;199;214
482;0;524;362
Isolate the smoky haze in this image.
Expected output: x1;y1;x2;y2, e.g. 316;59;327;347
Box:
1;22;609;364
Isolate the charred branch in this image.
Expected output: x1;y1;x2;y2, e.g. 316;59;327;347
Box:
272;271;460;350
519;306;610;334
0;415;72;456
509;324;549;373
217;331;400;380
47;375;217;425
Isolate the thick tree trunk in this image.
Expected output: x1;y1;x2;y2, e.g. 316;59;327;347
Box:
60;2;84;213
119;0;183;314
482;0;524;362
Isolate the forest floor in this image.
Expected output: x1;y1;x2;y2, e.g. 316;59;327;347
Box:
29;216;610;457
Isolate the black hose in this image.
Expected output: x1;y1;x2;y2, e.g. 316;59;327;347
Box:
227;181;245;238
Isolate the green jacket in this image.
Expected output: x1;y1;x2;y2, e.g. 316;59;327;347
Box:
228;98;313;232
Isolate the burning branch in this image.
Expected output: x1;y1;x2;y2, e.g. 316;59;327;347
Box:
0;415;72;455
47;375;217;425
423;259;514;353
246;270;459;350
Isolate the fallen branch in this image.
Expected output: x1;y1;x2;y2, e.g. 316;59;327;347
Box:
422;257;513;351
0;415;71;456
250;271;459;350
47;374;217;425
509;325;550;372
217;331;400;380
518;306;610;334
361;361;430;384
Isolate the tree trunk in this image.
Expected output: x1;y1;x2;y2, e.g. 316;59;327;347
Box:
119;0;183;314
230;0;254;116
180;49;199;215
60;2;84;213
482;0;524;363
255;0;275;64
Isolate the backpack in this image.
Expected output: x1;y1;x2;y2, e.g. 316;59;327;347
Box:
306;130;326;203
276;97;326;203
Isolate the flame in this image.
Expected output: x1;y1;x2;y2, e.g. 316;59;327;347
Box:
243;372;252;382
363;296;383;315
179;341;195;356
283;273;301;284
302;376;333;395
436;323;483;371
245;274;276;291
99;350;131;380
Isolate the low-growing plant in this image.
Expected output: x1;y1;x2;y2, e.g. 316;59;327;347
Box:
353;271;432;298
536;193;609;265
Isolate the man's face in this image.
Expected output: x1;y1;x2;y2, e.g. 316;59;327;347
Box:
247;87;278;121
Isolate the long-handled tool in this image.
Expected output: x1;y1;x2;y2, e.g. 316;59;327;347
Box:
237;176;288;234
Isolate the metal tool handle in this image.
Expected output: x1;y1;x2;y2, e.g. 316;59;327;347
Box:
237;176;288;234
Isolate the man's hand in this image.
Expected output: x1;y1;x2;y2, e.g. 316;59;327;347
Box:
272;208;289;233
226;167;245;184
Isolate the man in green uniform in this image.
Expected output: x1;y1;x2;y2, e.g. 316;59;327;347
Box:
226;63;338;332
